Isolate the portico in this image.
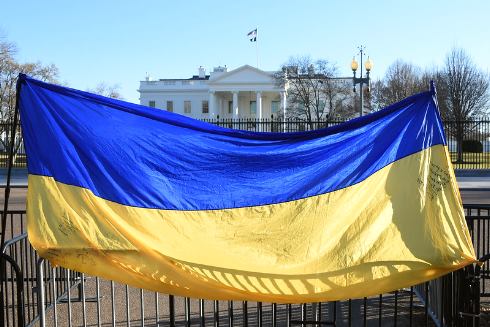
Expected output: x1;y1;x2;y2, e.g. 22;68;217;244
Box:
207;65;287;119
208;90;287;119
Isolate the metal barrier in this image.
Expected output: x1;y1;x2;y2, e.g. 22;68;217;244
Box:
1;252;24;327
414;265;484;327
1;233;81;327
1;207;489;326
0;211;27;245
413;205;490;326
32;270;437;327
465;205;490;296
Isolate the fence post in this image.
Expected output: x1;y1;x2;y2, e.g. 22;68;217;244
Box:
0;252;25;327
0;257;4;327
456;259;487;326
36;258;46;327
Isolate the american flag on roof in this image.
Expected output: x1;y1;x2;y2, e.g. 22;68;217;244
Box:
247;28;257;42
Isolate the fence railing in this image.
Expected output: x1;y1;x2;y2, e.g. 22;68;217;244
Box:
1;207;489;327
2;119;490;170
1;233;82;327
0;122;25;169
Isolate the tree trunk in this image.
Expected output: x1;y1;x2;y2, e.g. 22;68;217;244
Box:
456;120;464;163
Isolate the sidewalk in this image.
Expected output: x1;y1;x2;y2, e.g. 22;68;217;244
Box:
2;168;490;190
0;168;28;187
455;169;490;190
456;177;490;190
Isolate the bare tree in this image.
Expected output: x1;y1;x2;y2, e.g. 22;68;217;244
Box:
0;39;18;124
321;77;356;120
437;48;490;162
87;82;124;99
274;56;353;128
1;48;58;123
371;60;426;110
438;48;489;120
0;37;58;161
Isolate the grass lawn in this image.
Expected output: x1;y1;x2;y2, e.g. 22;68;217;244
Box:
449;152;490;169
0;153;27;168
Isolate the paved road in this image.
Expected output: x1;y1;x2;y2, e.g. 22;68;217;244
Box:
460;189;490;205
0;187;28;210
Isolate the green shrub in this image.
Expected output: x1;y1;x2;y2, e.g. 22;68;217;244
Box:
462;140;483;153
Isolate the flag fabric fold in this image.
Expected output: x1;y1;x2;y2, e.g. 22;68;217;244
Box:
18;74;476;303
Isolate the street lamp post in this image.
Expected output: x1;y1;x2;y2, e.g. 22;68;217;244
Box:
351;46;373;116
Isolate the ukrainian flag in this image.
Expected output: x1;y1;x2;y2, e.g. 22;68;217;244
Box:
19;74;475;303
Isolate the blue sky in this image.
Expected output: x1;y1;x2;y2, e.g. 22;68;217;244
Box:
1;1;489;103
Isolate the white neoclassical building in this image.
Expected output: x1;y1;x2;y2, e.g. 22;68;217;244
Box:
138;65;287;119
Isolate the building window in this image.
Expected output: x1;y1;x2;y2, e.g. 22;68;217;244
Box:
149;100;156;108
319;100;326;113
184;101;191;113
271;101;280;115
166;101;173;112
250;101;256;116
228;101;233;114
202;100;209;114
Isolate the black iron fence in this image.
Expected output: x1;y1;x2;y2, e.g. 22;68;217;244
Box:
2;119;490;170
444;121;490;170
200;118;346;133
1;207;490;326
0;122;25;169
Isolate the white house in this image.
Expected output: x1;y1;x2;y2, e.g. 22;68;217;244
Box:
138;65;287;119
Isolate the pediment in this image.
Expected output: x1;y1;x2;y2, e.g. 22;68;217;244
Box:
209;65;275;85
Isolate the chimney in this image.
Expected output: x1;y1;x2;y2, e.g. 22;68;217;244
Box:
198;66;206;79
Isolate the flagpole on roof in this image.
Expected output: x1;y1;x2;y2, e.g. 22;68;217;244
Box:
247;28;259;68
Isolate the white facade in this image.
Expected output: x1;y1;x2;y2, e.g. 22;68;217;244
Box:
138;65;287;119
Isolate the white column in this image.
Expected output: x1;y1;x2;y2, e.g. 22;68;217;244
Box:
208;91;216;117
232;91;239;118
218;98;223;118
281;91;287;132
280;91;287;119
256;91;262;119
